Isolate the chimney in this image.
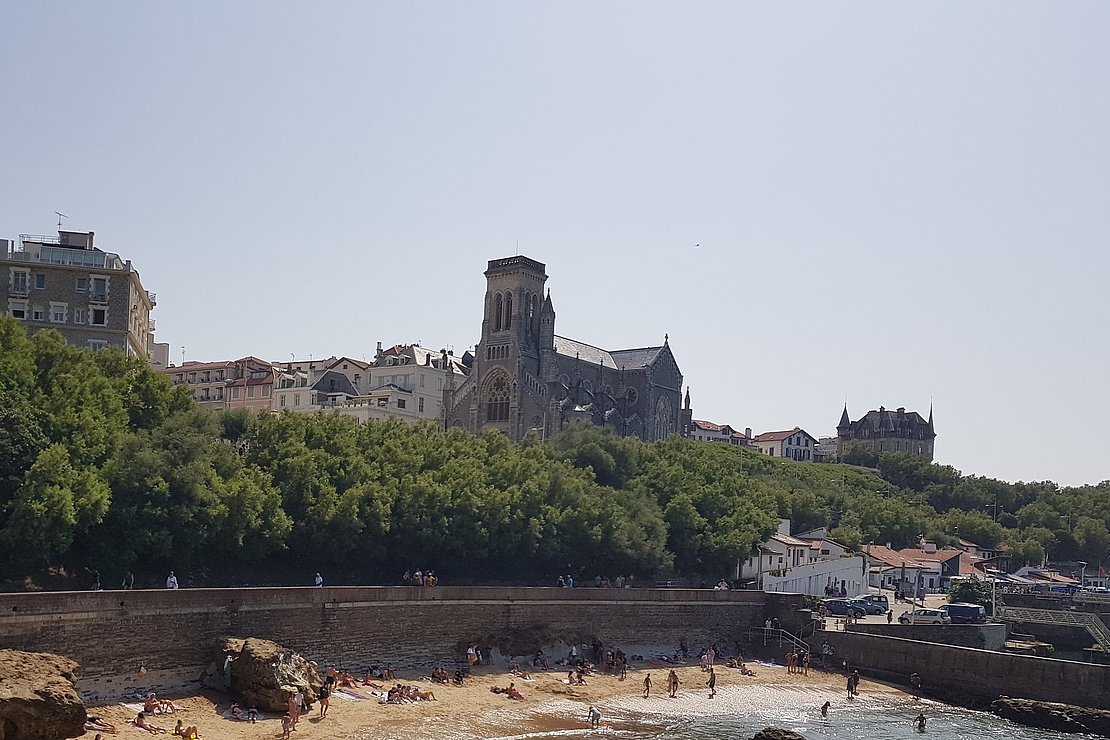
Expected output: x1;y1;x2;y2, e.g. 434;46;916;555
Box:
745;427;752;439
923;542;937;554
897;407;905;415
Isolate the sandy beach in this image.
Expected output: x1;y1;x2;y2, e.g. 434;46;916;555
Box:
91;660;908;739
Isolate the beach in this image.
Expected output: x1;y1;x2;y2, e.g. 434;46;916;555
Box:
91;660;906;739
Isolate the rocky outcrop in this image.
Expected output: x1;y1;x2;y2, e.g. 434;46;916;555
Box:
750;728;807;740
206;638;322;713
0;649;86;740
992;698;1110;736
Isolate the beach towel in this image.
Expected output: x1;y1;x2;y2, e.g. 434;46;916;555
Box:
332;689;366;701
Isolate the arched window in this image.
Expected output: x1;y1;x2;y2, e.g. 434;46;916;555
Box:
494;293;503;332
654;395;674;440
485;372;511;422
505;291;513;330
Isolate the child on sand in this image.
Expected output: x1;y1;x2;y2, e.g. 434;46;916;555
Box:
643;673;651;698
587;705;601;729
281;713;292;740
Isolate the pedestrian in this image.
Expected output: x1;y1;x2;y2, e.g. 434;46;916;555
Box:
557;576;566;587
821;700;831;717
706;646;715;668
318;684;330;718
847;670;860;698
566;574;575;588
887;609;894;624
802;651;810;676
914;713;927;731
910;672;922;695
286;692;300;731
122;571;135;590
707;666;716;698
280;712;292;740
165;571;178;589
223;654;235;688
587;705;601;729
668;669;679;698
643;673;652;698
314;572;324;587
292;688;304;728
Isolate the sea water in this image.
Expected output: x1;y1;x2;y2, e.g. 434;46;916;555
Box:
460;684;1098;740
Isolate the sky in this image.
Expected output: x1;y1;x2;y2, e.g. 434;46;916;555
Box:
2;3;1108;486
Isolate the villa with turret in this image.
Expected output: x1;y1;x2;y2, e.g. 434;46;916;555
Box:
836;404;936;461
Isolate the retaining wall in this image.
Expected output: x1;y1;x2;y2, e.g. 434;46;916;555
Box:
0;586;791;701
848;623;1007;651
813;629;1110;709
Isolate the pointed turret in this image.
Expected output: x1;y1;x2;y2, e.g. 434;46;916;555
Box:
684;387;691;410
538;289;555;352
927;403;935;435
837;404;851;430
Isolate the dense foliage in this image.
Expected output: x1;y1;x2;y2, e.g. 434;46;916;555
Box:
1;317;1107;589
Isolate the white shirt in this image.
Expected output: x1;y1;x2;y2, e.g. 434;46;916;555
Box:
166;575;178;589
314;574;323;587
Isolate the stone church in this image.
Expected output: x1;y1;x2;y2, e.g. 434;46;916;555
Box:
443;256;691;442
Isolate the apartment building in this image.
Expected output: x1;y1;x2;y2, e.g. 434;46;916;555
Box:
163;356;273;411
2;230;158;359
689;419;751;446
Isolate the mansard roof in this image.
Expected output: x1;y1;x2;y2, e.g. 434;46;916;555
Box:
847;406;934;438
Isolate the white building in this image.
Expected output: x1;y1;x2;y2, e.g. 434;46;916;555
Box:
751;427;818;461
764;556;868;598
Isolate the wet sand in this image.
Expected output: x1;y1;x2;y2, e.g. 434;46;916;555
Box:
90;661;906;739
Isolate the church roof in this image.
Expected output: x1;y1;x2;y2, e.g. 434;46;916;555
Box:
553;336;617;368
610;346;665;368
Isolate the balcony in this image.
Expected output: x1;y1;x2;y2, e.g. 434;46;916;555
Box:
89;293;108;304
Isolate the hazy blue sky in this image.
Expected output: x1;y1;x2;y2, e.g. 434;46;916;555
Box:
2;3;1107;486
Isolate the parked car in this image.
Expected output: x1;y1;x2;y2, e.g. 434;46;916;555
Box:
898;608;951;625
943;602;988;623
847;595;889;615
824;599;866;618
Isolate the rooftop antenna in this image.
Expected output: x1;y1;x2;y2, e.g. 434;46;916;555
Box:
180;345;186;365
55;211;68;228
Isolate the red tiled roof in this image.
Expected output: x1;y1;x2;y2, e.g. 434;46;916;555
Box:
753;427;812;442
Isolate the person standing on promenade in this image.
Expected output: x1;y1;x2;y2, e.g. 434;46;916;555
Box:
314;572;324;587
165;571;178;589
643;673;652;698
123;571;135;590
567;574;574;588
707;667;716;698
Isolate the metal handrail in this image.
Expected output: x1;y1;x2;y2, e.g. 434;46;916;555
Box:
998;606;1110;652
746;627;810;655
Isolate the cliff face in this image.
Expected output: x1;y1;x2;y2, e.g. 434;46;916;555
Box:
0;650;86;740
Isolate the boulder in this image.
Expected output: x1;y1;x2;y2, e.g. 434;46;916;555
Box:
750;728;807;740
0;649;86;740
992;698;1110;736
210;638;322;713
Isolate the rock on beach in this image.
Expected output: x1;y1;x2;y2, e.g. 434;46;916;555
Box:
208;637;323;713
750;728;807;740
0;649;86;740
992;698;1110;737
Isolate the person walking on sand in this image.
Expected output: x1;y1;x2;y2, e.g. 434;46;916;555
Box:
821;700;831;717
643;673;652;698
318;683;330;718
707;666;716;698
847;670;860;698
910;672;922;696
287;690;301;730
668;669;680;698
587;705;602;729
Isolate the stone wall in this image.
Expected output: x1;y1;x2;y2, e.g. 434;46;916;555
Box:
847;623;1007;651
0;586;783;701
812;629;1110;709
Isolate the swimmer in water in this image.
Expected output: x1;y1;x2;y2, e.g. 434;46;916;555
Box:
821;701;831;717
914;712;927;731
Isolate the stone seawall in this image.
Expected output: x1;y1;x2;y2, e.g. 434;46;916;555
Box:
0;587;789;701
814;630;1110;709
847;623;1007;651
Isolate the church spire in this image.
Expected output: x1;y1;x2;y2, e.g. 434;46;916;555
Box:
927;402;935;434
838;403;851;429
